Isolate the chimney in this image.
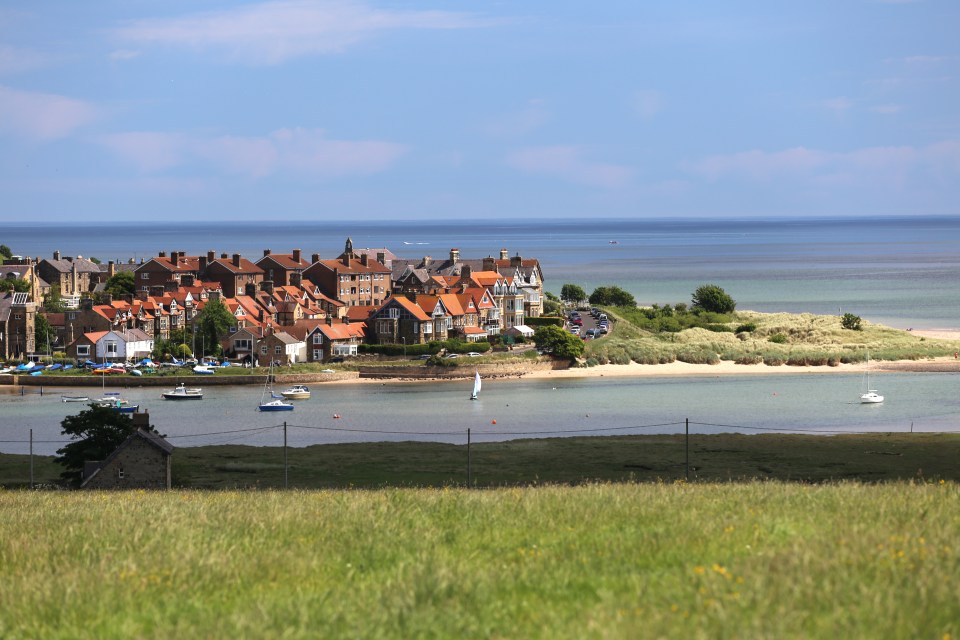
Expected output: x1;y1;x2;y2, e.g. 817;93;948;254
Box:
199;256;207;271
54;250;61;261
290;273;302;287
450;248;460;263
108;261;116;278
170;250;178;262
132;411;150;429
232;254;241;267
244;283;257;297
483;257;496;272
326;316;333;326
422;255;433;267
292;249;301;263
360;253;369;267
511;254;522;267
221;253;228;259
500;249;509;260
261;280;274;294
342;255;350;267
207;250;215;262
376;251;386;265
311;253;320;264
461;265;472;279
344;316;350;325
159;251;167;258
263;249;272;257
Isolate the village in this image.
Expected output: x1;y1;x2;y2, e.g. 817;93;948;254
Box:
0;238;546;365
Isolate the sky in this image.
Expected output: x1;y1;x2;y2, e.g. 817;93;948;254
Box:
1;1;958;222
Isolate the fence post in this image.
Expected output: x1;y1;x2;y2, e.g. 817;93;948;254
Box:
30;428;34;489
467;428;472;488
283;421;288;490
685;418;689;482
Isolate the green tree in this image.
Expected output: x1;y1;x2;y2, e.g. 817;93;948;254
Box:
0;277;30;292
104;271;135;299
588;286;636;307
691;284;736;314
43;285;67;312
0;244;11;262
195;297;234;357
841;313;863;331
54;405;137;487
34;313;57;354
560;284;587;305
533;325;585;360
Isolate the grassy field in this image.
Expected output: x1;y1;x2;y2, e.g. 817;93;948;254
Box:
0;482;956;639
4;433;958;489
585;309;960;366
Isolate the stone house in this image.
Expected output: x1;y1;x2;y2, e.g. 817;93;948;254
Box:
36;251;101;308
256;330;303;366
366;295;434;345
0;291;36;359
80;414;173;490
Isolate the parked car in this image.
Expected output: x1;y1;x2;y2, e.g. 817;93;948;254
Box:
570;326;580;335
414;354;432;360
445;353;460;359
466;352;481;357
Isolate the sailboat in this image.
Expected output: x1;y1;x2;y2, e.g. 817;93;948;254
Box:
470;369;481;401
258;362;294;411
860;351;884;404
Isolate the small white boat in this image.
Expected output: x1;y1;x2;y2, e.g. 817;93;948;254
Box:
860;351;884;404
470;369;481;401
280;384;311;399
193;365;215;375
258;398;294;412
162;383;203;400
95;393;128;406
61;395;90;403
258;362;294;411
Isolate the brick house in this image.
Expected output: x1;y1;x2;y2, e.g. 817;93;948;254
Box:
133;251;201;293
303;238;392;307
36;251;101;308
80;414;173;490
0;291;36;359
256;249;311;287
291;318;366;362
204;253;264;298
366;295;434;345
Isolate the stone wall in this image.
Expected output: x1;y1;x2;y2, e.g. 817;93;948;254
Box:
83;438;171;490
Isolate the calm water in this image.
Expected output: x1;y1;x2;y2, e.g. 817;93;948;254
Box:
6;216;960;329
3;372;958;455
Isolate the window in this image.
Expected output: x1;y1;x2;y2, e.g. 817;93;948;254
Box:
387;307;399;319
235;339;251;350
141;273;150;280
14;314;21;320
312;333;323;344
117;466;124;480
260;345;268;354
312;349;323;360
106;341;118;355
76;345;90;357
275;346;282;354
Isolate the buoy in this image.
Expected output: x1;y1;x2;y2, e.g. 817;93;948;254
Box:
333;414;341;419
491;419;497;425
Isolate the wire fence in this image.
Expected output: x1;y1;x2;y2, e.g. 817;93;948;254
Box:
3;417;951;489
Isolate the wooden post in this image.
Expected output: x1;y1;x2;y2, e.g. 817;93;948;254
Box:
467;428;472;488
30;428;34;489
283;421;288;489
685;418;689;482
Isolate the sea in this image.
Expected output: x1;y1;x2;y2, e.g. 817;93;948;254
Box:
3;216;959;455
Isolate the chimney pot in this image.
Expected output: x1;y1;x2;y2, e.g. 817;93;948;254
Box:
292;249;301;263
54;250;61;261
232;254;242;267
263;249;271;257
311;253;320;263
500;249;509;260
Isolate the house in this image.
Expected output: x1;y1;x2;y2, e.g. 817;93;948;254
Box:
366;295;433;345
256;330;303;366
1;259;43;302
132;251;202;294
67;329;154;363
256;249;311;287
302;238;392;307
81;413;173;490
35;251;101;308
291;318;367;362
0;291;36;359
203;253;264;298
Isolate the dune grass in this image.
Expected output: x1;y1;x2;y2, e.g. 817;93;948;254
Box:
586;309;960;366
0;482;956;639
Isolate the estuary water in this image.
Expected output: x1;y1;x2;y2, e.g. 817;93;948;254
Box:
3;371;959;456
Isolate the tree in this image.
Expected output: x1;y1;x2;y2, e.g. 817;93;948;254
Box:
560;284;587;305
0;244;11;262
55;405;137;487
103;271;135;299
195;298;235;357
0;277;30;293
34;313;56;354
841;313;863;331
691;284;736;314
43;285;67;312
533;325;585;360
588;286;636;307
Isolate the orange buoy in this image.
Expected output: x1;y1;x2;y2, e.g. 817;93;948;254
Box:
491;419;497;425
333;414;341;419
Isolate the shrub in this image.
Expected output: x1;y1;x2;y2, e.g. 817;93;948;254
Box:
769;334;788;344
841;313;863;331
735;323;757;333
691;284;736;314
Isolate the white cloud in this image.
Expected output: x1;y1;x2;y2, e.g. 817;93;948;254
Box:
484;100;548;137
690;142;960;186
0;45;51;74
98;127;407;177
108;49;142;61
0;85;99;140
113;0;493;65
631;90;664;120
505;145;632;188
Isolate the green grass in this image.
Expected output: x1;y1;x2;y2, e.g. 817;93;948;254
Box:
5;434;958;490
0;482;957;638
587;308;960;365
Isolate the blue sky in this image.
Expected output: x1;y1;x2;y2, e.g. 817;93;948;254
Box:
1;1;958;222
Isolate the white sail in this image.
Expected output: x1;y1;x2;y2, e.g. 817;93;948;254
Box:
471;370;481;400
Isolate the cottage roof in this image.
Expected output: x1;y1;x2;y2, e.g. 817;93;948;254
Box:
79;427;174;489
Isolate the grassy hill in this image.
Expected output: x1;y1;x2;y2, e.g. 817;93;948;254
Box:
1;482;956;638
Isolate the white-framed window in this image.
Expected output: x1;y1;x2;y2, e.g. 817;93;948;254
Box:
275;346;282;354
76;345;90;357
141;273;150;280
106;341;118;355
235;339;251;350
312;349;323;360
387;307;399;319
117;466;124;480
312;333;323;344
260;345;268;354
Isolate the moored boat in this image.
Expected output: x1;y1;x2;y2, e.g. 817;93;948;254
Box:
280;384;311;399
61;395;90;403
162;383;203;400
